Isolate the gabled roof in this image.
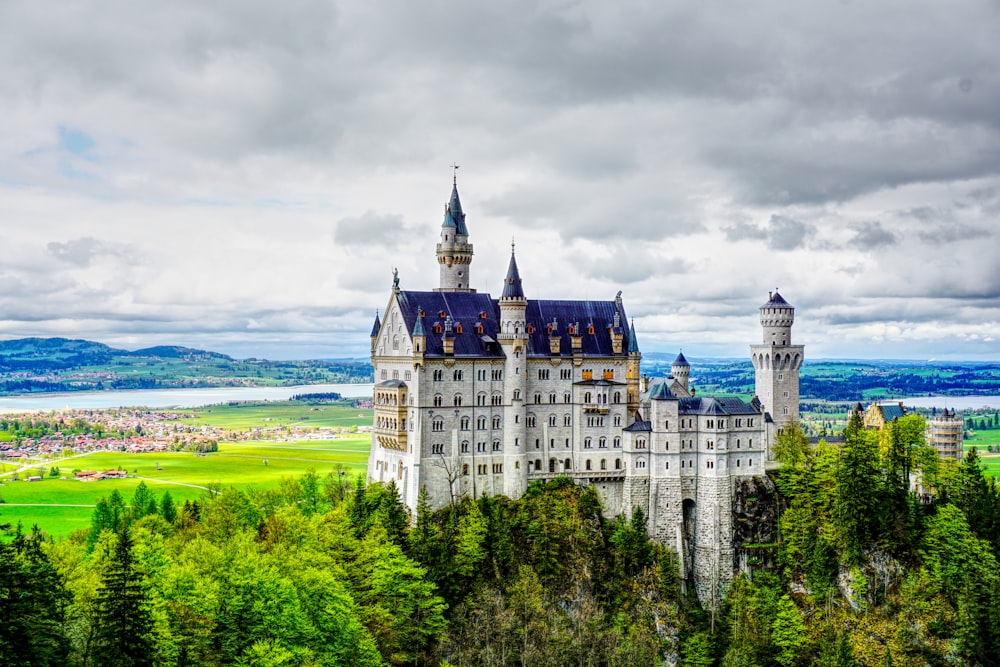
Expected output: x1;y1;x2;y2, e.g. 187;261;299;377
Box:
396;291;504;358
877;403;907;422
526;299;630;358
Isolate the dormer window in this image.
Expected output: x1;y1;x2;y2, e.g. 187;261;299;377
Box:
527;324;535;334
587;324;595;335
480;311;488;319
455;323;463;334
476;324;485;334
433;323;443;334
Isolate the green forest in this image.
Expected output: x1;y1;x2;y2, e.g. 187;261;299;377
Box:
3;413;1000;666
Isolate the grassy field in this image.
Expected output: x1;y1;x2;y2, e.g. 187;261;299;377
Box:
181;401;371;430
0;400;374;538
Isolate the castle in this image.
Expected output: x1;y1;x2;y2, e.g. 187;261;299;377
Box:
367;177;803;601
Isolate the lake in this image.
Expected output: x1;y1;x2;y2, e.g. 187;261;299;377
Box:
884;396;1000;410
0;383;376;413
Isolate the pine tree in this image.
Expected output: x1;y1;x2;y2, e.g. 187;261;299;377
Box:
160;490;177;524
835;411;882;565
92;526;154;667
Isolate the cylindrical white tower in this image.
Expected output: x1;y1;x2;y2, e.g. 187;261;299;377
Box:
750;291;804;439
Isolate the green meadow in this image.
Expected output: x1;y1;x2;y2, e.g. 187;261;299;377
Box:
0;400;374;538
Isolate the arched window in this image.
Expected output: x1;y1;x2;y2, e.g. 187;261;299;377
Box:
599;437;606;449
493;416;501;429
564;458;572;471
477;416;487;429
600;459;607;470
461;441;470;453
432;418;444;432
584;392;592;403
585;459;592;471
461;416;470;430
513;389;521;400
613;437;621;448
453;394;462;406
584;437;592;449
462;464;469;476
614;391;621;403
434;394;443;407
549;415;557;427
615;458;621;470
453;369;463;381
549;459;556;473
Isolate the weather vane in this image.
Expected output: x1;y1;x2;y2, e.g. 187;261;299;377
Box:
451;163;460;184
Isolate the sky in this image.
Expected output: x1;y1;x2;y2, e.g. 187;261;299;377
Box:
1;0;998;361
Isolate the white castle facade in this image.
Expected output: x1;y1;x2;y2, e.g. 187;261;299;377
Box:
367;178;803;600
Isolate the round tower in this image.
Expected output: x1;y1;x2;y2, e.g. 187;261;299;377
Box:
435;173;474;292
750;290;804;440
498;245;528;498
671;351;690;394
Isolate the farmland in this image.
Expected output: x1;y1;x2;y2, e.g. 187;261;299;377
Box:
0;400;373;537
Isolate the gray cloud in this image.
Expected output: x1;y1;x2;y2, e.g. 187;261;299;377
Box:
46;237;138;267
723;214;813;250
335;211;412;249
848;221;897;250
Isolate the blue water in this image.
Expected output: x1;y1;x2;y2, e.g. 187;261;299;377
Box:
0;383;375;412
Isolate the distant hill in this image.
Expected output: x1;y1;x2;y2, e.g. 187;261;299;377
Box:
0;337;372;396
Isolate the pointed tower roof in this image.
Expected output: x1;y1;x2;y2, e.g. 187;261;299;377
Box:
370;311;381;337
501;245;525;299
673;351;689;367
627;319;640;354
441;178;469;236
412;307;425;337
763;290;792;308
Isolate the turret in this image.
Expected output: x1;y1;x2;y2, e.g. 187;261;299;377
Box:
671;351;690;393
435;174;475;292
442;314;455;356
626;320;641;413
498;245;527;341
412;306;426;360
498;245;528;498
750;290;804;443
370;311;381;356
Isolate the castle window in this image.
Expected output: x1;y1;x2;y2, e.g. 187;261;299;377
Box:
454;370;463;381
527;416;536;427
535;458;542;470
463;464;469;476
455;323;463;334
600;459;607;470
492;393;503;406
564;414;572;426
615;459;621;469
433;394;443;407
736;439;740;448
538;369;549;380
549;415;557;427
462;415;471;429
527;324;535;334
736;459;740;467
561;369;572;380
749;438;753;448
535;439;540;449
453;395;462;406
665;461;669;470
492;463;503;474
477;442;486;452
550;438;555;448
637;460;646;469
707;441;714;450
749;459;753;467
749;418;755;427
392;370;399;380
461;441;469;453
433;370;443;381
564;393;571;403
478;416;487;429
392;336;399;350
783;407;789;415
564;459;572;471
432;418;444;432
565;438;570;448
477;393;486;406
434;324;443;334
599;437;607;449
549;393;557;403
586;459;592;471
587;325;595;335
664;441;669;451
380;370;387;380
614;415;621;427
614;392;622;404
493;440;501;451
478;464;487;475
778;373;784;380
584;392;592;403
707;460;713;469
493;416;501;429
614;437;621;448
404;371;411;380
431;443;444;455
637;439;646;449
584;437;592;449
707;419;714;429
534;393;542;404
513;389;521;400
494;369;503;380
476;324;484;334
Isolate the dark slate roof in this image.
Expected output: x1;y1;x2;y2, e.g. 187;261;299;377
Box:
647;379;676;401
370;312;381;337
627;320;639;354
412;309;425;337
396;291;504;358
763;291;792;308
672;351;689;367
375;379;407;388
441;182;469;236
624;418;652;432
678;396;762;416
879;403;907;422
526;299;632;358
501;251;525;299
394;290;635;359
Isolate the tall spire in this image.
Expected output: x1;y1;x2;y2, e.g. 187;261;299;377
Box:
501;243;525;299
628;319;640;354
370;311;381;337
435;170;475;292
442;171;468;236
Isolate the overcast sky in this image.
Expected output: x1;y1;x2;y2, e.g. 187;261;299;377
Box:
1;0;998;361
